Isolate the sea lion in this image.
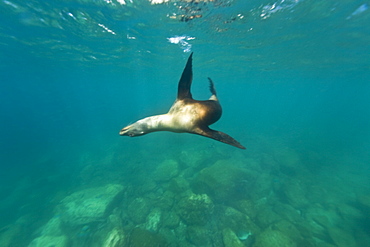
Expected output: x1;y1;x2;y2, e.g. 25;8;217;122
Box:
119;53;246;149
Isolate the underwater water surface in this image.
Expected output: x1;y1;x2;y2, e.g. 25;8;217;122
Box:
1;0;370;246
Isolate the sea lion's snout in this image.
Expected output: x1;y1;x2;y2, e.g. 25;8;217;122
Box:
119;126;130;136
119;122;146;137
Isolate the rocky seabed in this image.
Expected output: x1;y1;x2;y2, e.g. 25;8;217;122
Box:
2;144;370;247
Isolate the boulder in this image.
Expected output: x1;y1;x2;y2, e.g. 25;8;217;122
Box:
260;153;279;171
273;220;302;242
279;178;308;208
192;160;254;202
253;229;296;247
249;173;273;201
140;178;158;193
176;193;214;225
162;211;180;229
40;216;63;236
186;225;211;246
58;184;123;226
153;159;179;182
144;208;162;232
155;191;175;210
222;228;244;247
128;228;168;247
336;203;363;222
179;149;208;168
158;228;178;246
168;177;189;194
256;207;282;228
231;199;257;218
273;147;303;176
127;197;151;224
102;228;125;247
304;206;339;229
272;202;303;224
28;235;68;247
220;207;258;235
328;227;357;247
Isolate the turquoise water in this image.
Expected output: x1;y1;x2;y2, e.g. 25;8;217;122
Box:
1;0;370;246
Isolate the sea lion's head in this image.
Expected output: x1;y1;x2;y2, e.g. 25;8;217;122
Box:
119;121;148;137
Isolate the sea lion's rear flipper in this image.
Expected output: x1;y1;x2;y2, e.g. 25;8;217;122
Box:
177;53;193;100
207;77;217;96
194;126;246;149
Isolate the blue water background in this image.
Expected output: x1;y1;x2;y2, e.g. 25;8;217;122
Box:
1;0;370;245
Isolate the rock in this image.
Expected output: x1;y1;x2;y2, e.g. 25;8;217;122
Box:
328;227;357;247
108;210;123;228
26;215;67;247
58;184;123;226
140;178;158;193
173;221;188;242
273;220;302;242
192;160;255;202
336;203;363;222
144;208;162;232
304;206;339;229
220;207;259;235
128;228;168;247
278;178;308;208
253;229;296;247
299;206;336;241
28;235;68;247
222;228;244;247
162;211;180;229
176;193;214;225
0;222;21;247
256;207;282;228
249;173;273;201
40;216;63;236
153;159;179;182
179;149;207;168
102;228;125;247
159;228;178;246
297;217;326;241
186;225;211;246
274;147;302;176
180;167;196;179
127;197;151;224
272;202;302;224
168;177;189;194
260;153;279;171
155;191;175;210
231;200;257;218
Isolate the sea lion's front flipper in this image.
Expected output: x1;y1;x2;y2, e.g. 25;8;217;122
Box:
193;126;246;149
177;53;193;100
